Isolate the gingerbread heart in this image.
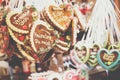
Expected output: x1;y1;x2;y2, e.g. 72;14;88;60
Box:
97;48;120;70
17;44;35;61
30;20;57;54
77;68;89;80
8;28;29;45
44;4;73;32
108;43;120;50
70;41;89;64
54;39;70;54
63;70;76;80
6;6;38;34
87;44;101;67
48;72;62;80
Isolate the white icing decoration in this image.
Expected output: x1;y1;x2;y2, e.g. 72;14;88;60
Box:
45;5;73;32
8;28;24;45
17;44;35;61
13;10;30;25
6;11;29;34
48;72;62;80
30;20;54;53
63;70;75;80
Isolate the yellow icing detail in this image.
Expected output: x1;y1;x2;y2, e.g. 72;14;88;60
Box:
108;61;112;65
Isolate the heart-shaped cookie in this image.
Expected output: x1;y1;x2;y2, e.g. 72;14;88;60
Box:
77;68;89;80
70;41;89;64
87;44;101;67
108;43;120;51
17;44;35;61
54;38;70;54
48;72;62;80
6;6;38;34
63;70;75;80
97;48;120;70
44;4;73;32
30;20;57;54
8;28;29;45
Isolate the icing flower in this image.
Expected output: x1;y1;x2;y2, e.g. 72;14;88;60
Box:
32;12;38;21
107;61;112;65
59;37;65;41
19;36;25;41
66;35;71;41
22;25;28;30
32;12;38;17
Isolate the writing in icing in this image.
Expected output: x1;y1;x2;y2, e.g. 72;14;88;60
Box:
33;31;54;53
57;16;69;23
33;32;54;51
52;11;63;18
13;18;29;25
51;10;70;26
34;39;51;46
13;10;30;26
103;53;115;62
34;32;52;40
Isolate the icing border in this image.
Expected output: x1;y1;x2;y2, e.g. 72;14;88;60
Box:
6;11;29;34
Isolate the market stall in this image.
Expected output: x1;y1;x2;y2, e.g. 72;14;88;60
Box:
0;0;120;80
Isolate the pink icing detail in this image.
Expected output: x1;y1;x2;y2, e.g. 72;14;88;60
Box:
38;77;47;80
72;75;79;80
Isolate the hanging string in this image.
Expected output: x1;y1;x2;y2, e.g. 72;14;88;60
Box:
82;0;103;46
81;0;120;48
106;0;120;43
9;0;24;11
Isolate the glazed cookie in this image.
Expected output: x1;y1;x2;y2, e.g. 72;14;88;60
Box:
30;20;57;54
87;44;101;67
44;4;73;32
17;44;35;61
54;39;70;54
8;28;29;45
70;41;89;65
48;72;62;80
6;6;38;34
97;48;120;70
63;69;76;80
